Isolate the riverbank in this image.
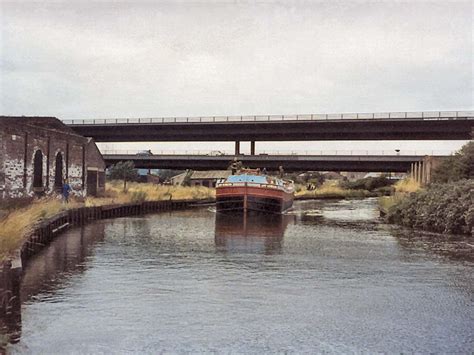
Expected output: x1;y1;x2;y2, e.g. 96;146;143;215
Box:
85;181;215;206
381;179;473;236
0;198;201;333
295;180;388;200
0;180;386;260
5;198;473;353
378;178;421;215
379;141;473;236
0;183;215;261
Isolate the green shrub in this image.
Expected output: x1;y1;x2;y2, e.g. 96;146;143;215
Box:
374;186;394;196
432;141;474;183
387;180;473;235
341;176;393;191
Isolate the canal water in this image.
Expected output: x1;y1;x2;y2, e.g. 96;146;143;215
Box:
4;199;474;353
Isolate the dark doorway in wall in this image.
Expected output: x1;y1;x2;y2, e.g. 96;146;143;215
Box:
54;152;63;191
87;169;98;197
33;150;43;190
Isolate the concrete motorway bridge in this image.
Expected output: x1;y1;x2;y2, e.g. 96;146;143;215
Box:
102;153;436;173
65;111;474;154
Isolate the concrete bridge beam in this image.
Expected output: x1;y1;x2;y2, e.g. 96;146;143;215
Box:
66;114;474;142
103;154;433;173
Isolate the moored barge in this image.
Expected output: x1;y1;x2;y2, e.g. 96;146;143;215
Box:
216;171;294;214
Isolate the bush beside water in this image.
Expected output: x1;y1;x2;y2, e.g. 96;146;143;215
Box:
341;176;393;192
384;142;473;236
387;180;473;235
296;177;394;199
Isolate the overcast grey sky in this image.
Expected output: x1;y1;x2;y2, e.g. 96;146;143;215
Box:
1;0;472;153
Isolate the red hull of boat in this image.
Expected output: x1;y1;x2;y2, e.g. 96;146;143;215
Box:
216;185;294;214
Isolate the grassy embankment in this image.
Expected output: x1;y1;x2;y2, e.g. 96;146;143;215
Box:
382;179;473;235
84;181;215;206
0;198;80;261
0;182;215;261
380;142;473;236
295;180;384;199
378;178;420;213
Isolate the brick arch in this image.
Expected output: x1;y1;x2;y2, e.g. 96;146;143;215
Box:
33;150;43;188
54;151;64;190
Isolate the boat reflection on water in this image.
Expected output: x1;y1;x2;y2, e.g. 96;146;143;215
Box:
214;213;292;254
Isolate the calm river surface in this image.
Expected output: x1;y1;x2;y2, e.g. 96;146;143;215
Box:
6;199;474;353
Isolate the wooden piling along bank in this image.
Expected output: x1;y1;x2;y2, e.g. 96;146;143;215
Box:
0;260;21;319
0;199;211;316
20;200;194;264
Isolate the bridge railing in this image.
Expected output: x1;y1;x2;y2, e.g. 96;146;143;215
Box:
101;149;454;156
63;110;474;125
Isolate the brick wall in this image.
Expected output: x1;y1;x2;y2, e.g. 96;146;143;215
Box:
85;138;106;196
0;117;106;200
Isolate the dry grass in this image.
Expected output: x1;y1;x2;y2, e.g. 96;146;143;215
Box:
296;180;370;198
0;198;80;260
394;178;421;193
378;194;405;213
378;179;421;214
84;181;215;206
0;182;214;260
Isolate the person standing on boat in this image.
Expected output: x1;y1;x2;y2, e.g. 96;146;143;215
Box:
229;159;243;174
278;165;284;178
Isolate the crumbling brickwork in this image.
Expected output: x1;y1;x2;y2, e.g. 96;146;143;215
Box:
0;117;106;201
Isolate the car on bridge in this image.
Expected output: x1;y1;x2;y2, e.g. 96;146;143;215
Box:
208;150;225;156
136;150;153;156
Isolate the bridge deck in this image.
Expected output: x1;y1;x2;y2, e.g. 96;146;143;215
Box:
103;154;433;172
64;110;474;125
66;111;474;142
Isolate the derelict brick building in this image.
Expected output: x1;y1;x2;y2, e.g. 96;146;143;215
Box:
0;116;106;200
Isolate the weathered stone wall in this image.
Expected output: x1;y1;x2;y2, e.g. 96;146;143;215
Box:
85;138;106;196
0;117;106;200
1;124;31;198
69;143;85;193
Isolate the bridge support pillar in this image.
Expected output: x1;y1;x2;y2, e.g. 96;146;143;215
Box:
250;141;255;155
417;162;423;185
413;162;419;184
235;141;240;155
421;156;442;185
421;161;427;185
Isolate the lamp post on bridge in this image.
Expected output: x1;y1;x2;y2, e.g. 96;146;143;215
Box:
390;149;401;179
